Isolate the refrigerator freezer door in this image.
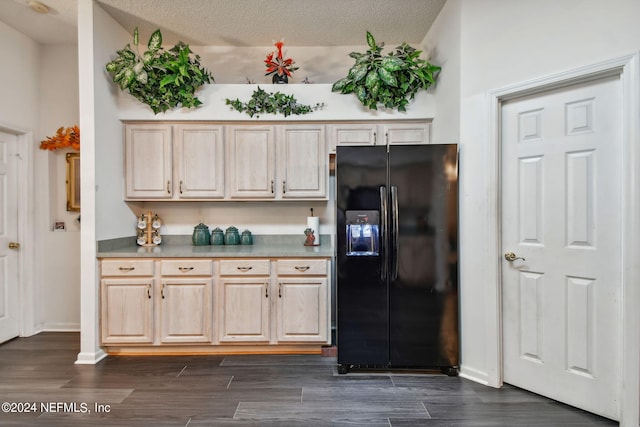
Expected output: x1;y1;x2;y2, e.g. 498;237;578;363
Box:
388;144;459;368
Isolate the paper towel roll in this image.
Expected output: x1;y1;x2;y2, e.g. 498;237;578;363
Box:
307;216;320;245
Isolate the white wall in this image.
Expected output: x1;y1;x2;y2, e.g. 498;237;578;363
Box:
37;45;81;330
426;0;640;388
420;0;461;144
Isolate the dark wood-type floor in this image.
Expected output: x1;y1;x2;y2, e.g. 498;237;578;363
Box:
0;332;617;426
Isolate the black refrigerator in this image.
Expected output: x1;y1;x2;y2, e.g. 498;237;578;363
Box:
336;144;459;375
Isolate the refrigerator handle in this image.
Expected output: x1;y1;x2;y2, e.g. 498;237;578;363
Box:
379;186;388;281
390;185;399;281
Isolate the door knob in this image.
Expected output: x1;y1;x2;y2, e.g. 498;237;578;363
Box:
8;242;20;250
504;251;524;262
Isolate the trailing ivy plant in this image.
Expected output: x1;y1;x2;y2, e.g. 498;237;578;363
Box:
105;28;213;114
226;87;324;118
332;31;440;111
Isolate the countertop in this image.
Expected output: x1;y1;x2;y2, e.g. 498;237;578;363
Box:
97;235;334;258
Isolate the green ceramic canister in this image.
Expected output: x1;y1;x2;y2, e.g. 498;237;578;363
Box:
224;226;240;245
210;227;224;245
192;223;211;246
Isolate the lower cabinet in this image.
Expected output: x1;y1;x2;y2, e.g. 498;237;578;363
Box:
218;259;272;342
101;260;155;344
276;259;329;343
99;257;331;352
159;260;213;343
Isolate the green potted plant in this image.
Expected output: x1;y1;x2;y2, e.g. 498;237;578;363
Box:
332;31;440;111
105;28;213;114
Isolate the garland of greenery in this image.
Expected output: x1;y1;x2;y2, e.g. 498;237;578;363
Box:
332;31;440;112
105;28;213;114
225;87;324;118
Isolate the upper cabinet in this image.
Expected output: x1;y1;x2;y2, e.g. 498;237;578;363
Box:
176;125;225;199
125;123;224;200
226;125;276;199
278;125;326;199
226;124;327;200
125;123;173;199
328;121;431;153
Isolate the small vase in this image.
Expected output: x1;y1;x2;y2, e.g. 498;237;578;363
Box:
272;73;288;84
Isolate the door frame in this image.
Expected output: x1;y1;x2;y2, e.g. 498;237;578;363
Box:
486;54;640;426
0;123;37;338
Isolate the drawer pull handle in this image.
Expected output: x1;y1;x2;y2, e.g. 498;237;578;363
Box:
118;267;135;272
265;283;269;298
237;266;253;272
161;283;166;299
278;283;282;298
294;266;310;272
147;284;151;299
178;267;194;273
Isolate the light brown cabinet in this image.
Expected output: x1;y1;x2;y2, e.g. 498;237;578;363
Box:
226;126;276;199
100;260;155;344
99;256;331;351
159;260;213;344
125;122;328;201
275;259;329;343
328;121;432;153
218;259;272;342
124;123;225;200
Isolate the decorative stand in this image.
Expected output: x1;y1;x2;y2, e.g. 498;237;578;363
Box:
136;211;162;246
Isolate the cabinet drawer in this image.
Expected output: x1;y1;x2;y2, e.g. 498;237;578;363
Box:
276;259;327;276
219;259;270;276
161;260;212;276
101;259;154;276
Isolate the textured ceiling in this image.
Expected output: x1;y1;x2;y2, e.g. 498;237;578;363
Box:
0;0;447;46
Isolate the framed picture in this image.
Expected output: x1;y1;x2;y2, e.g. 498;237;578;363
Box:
66;152;80;212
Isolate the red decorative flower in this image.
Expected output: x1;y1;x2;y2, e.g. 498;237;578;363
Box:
264;40;298;77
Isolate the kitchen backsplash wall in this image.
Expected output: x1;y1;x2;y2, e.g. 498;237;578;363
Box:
125;199;334;238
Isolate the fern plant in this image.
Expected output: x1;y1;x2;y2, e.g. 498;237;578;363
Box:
105;28;213;114
332;31;440;111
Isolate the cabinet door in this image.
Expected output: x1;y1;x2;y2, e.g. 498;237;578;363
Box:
219;278;271;342
279;126;327;199
159;278;212;343
101;278;154;344
276;278;328;343
175;125;225;199
227;126;276;199
328;124;377;153
383;122;431;145
125;124;173;199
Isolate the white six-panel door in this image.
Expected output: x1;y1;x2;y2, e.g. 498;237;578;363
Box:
501;75;621;420
0;131;19;343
